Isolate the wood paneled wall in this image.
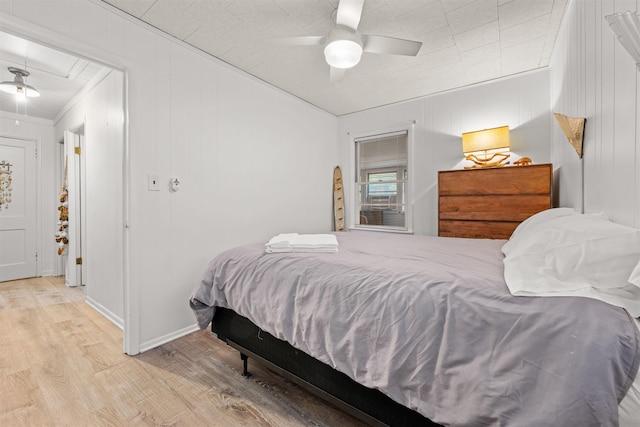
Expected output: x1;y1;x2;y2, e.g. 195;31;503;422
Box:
550;0;640;227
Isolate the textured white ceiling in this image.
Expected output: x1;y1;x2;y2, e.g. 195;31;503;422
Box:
0;1;567;121
102;0;567;116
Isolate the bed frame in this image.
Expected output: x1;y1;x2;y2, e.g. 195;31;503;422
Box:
211;307;441;427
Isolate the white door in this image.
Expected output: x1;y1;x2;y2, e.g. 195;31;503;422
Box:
64;130;83;287
0;137;37;282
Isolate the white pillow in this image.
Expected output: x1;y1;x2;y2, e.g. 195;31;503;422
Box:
502;208;640;316
506;207;577;242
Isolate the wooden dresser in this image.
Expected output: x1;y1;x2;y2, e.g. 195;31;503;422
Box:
438;164;552;239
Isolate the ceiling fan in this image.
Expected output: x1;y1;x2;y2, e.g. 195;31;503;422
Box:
280;0;423;82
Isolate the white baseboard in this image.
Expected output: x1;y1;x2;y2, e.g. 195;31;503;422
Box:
139;324;200;353
85;296;124;330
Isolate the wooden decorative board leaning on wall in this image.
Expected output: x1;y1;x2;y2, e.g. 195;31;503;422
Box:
438;164;553;239
333;166;345;231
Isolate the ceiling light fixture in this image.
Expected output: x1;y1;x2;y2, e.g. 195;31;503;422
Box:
0;67;40;98
606;11;640;70
324;28;363;69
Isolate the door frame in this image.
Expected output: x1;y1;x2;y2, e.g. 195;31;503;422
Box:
63;129;85;287
0;11;135;354
0;135;41;278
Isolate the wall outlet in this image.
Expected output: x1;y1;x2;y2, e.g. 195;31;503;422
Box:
170;177;181;192
148;174;160;191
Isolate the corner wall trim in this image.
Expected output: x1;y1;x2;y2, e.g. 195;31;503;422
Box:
138;324;200;354
85;296;124;330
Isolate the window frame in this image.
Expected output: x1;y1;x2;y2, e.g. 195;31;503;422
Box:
351;126;413;233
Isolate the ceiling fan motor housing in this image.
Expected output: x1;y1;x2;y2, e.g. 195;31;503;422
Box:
324;27;363;69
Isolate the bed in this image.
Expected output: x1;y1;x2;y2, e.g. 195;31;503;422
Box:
190;209;640;426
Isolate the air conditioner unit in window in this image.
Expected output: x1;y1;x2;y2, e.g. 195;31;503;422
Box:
369;195;396;209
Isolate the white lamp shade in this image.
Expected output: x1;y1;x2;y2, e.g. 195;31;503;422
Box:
324;39;363;69
0;68;40;98
0;81;40;97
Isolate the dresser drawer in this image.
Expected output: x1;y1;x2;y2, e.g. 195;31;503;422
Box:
439;194;551;222
438;220;518;240
439;164;552;196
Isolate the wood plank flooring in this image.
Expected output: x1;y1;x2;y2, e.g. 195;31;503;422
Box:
0;276;368;426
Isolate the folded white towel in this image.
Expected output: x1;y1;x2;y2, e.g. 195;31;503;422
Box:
265;233;338;253
266;233;299;248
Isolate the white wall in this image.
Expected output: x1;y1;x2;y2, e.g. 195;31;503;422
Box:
1;0;338;353
55;70;125;328
0;113;56;276
125;21;337;352
550;0;640;227
338;70;552;236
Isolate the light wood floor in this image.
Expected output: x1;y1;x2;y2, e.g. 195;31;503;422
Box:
0;276;367;426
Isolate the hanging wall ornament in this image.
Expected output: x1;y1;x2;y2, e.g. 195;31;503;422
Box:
0;160;12;211
56;157;69;255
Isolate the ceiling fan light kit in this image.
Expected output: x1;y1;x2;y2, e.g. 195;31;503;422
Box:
0;67;40;98
324;28;363;69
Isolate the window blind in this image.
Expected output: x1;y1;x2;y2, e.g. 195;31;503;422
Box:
355;131;408;170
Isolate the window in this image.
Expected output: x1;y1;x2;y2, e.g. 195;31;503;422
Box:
355;130;409;231
368;171;397;198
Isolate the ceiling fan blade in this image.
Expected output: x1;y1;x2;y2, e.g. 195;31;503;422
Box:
336;0;364;31
363;35;422;56
330;67;346;83
274;36;326;46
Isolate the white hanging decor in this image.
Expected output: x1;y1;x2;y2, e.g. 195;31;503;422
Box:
606;11;640;71
0;160;12;211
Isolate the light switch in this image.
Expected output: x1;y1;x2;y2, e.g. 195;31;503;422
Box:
148;174;160;191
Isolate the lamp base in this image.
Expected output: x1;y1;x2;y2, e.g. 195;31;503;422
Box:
464;152;510;169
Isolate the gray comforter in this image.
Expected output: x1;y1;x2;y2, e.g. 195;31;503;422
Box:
190;231;640;426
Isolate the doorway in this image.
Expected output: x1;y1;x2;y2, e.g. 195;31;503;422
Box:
58;128;86;287
0;24;128;351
